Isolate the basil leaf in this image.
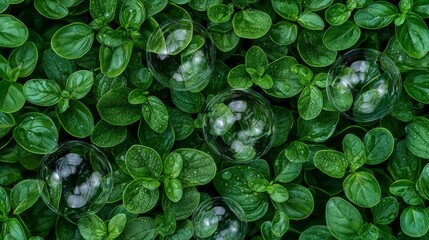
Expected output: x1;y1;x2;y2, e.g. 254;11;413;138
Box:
162;187;200;220
326;197;363;240
10;179;41;214
42;48;76;84
168;108;194;140
0;14;28;47
125;145;163;179
272;183;314;219
271;211;289;237
108;214;127;239
90;120;127;148
285;141;310;163
171;90;205;114
400;206;429;237
123;180;159;214
56;100;94;138
22;79;61;107
0;186;9;221
51;23;94;59
13;112;58;154
299;225;335;240
416;163;429;200
214;166;269;221
0;81;25;113
364;127;394;165
78;213;107;240
227;65;253;89
388;139;421;181
119;217;156;240
269;21;298;46
395;13;429;59
164;177;183;202
297;12;325;30
264;56;304;98
90;0;117;23
142;96;168;133
175;148;216;187
272;0;300;21
207;4;233;23
354;1;397;29
298;30;337;67
65;70;93;100
404;71;429;104
274;149;302;183
119;0;145;31
1;218;27;240
164;152;183;179
343;171;381;208
314;150;348;178
325;3;350;26
34;0;68;19
323;21;361;51
342;133;366;171
232;9;272;39
97;87;141;126
371;196;399;225
8;42;38;78
298;85;323;120
141;0;167;17
138;120;174;158
298;111;339;143
100;40;133;77
92;73;127;99
189;0;222;11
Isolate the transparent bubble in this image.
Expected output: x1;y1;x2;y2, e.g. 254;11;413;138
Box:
203;89;276;163
192;197;247;240
38;141;113;223
146;19;216;91
327;48;401;122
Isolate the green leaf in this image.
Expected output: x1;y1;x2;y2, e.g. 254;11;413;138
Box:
416;163;429;200
119;0;145;30
299;225;335;240
269;21;298;45
1;218;27;240
42;48;76;83
273;183;314;219
274;149;302;183
407;117;429;159
297;12;325;30
34;0;68;19
298;85;323;120
413;0;429;18
142;96;168;133
51;23;94;59
0;81;25;113
97;87;141;126
168;108;194;140
23;79;61;106
10;179;41;214
232;9;272;39
119;217;156;240
0;186;9;221
108;214;127;239
246;46;268;74
189;0;222;11
65;70;93;100
342;134;366;171
371;196;399;225
155;207;176;236
404;71;429;104
141;0;167;17
388;139;421;181
90;0;117;23
162;187;200;220
164;219;193;240
314;150;348;178
125;145;163;179
264;56;304;98
207;4;233;23
0;0;9;13
298;111;339;143
8;42;38;78
205;102;235;136
175;148;216;187
285;141;310;163
164;152;183;178
354;1;397;29
364;128;394;164
164;177;183;202
90;120;127;148
78;213;107;240
271;211;289;237
343;171;381;208
171;90;205;114
57;100;94;138
13;112;58;154
400;206;429;237
395;13;429;59
325;3;350;26
213;166;269;221
210;27;240;52
123;180;159;214
248;178;269;192
326;197;364;240
138;121;175;158
0;14;28;47
100;40;133;77
298;30;337;67
227;65;253;89
272;0;300;20
268;184;289;203
323;21;361;51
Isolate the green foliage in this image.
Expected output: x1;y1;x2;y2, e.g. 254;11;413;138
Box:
2;0;429;239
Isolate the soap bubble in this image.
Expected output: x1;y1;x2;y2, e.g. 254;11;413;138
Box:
192;196;247;240
146;19;216;91
203;89;276;163
38;141;113;223
327;48;401;122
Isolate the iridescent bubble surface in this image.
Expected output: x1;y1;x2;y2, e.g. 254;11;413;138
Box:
146;19;216;91
192;197;247;240
38;141;113;223
203;89;276;163
327;48;401;122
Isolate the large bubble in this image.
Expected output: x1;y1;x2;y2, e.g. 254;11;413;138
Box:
203;89;276;163
146;19;216;91
192;197;247;240
38;141;113;223
327;48;401;122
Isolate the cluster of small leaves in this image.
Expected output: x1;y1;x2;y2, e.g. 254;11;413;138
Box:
2;0;429;239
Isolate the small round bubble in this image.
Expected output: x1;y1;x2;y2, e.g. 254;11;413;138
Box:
38;141;113;223
192;197;247;240
327;48;401;122
146;19;216;91
203;89;276;163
